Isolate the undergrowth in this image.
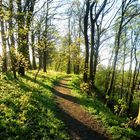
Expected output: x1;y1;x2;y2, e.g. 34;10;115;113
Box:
68;75;140;140
0;71;69;140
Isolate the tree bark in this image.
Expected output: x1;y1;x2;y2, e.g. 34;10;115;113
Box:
126;41;133;103
16;0;35;75
39;50;43;69
120;29;127;98
31;31;37;70
0;0;7;72
89;2;95;86
43;1;49;73
67;17;71;74
43;50;47;72
136;104;140;125
128;44;140;113
106;1;125;96
9;0;16;78
89;0;107;87
83;0;90;83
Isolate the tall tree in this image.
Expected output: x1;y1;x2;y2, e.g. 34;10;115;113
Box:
83;0;90;83
128;30;140;112
16;0;36;75
106;0;139;96
8;0;17;78
31;29;37;70
0;0;7;72
43;1;49;72
67;17;72;74
89;0;107;87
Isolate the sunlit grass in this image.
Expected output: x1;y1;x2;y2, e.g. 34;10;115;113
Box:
0;71;69;140
69;75;140;140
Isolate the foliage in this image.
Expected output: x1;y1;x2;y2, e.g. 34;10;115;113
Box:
0;71;69;140
80;82;90;93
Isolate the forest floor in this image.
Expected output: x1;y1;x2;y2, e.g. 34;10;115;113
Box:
1;71;139;139
54;77;110;140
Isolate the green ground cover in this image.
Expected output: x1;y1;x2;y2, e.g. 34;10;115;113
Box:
69;75;140;140
0;71;69;140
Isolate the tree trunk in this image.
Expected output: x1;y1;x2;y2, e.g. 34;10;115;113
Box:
128;56;140;113
43;1;49;73
39;50;43;69
106;14;124;96
0;0;7;72
89;2;95;87
16;0;35;75
67;17;71;74
43;50;47;72
120;29;127;98
83;0;90;83
67;56;71;74
93;23;100;86
74;63;80;74
89;0;107;87
8;0;16;78
136;104;140;125
105;50;114;92
126;44;133;103
31;31;37;70
74;20;81;75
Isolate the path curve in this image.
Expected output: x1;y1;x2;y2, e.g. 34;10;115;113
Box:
54;77;110;140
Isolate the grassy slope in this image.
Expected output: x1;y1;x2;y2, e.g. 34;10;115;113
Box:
68;75;140;140
0;71;69;140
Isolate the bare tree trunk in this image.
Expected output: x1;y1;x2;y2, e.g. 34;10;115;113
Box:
39;50;43;69
107;33;121;96
9;1;16;78
93;23;100;85
105;49;114;93
83;0;90;83
126;43;133;103
89;2;95;87
43;1;49;73
67;55;71;74
106;3;124;96
16;0;35;75
128;46;140;113
37;32;43;70
31;31;37;70
43;49;47;72
17;0;26;76
0;0;7;72
136;104;140;125
89;0;107;87
7;0;17;78
120;29;127;98
127;30;139;113
67;17;71;74
74;20;81;75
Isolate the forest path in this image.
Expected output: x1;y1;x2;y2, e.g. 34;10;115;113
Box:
54;77;109;140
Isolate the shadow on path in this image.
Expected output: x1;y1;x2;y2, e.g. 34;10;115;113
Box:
56;105;107;140
54;89;80;105
54;78;109;140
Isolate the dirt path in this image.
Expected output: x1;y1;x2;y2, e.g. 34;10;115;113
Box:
54;77;110;140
